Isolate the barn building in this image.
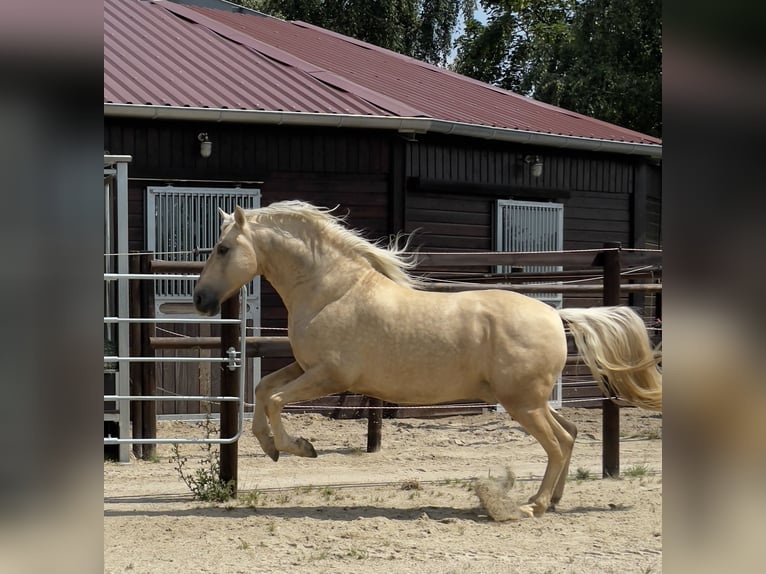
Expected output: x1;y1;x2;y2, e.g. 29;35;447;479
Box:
104;0;662;418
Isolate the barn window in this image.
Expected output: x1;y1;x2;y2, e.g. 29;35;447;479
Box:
146;186;261;319
495;199;564;308
496;199;564;408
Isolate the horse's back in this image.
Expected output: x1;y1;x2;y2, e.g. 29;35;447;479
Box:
296;280;567;405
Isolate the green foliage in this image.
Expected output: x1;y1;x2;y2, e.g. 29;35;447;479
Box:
104;338;118;370
240;489;262;508
623;463;651;478
574;466;591;481
171;442;235;502
453;1;576;91
453;0;661;137
169;416;235;502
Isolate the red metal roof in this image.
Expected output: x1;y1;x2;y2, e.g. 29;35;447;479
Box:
104;0;385;115
104;0;661;146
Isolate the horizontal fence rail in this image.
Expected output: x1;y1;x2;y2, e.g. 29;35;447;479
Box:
104;355;233;363
107;246;661;488
104;317;242;324
104;273;199;281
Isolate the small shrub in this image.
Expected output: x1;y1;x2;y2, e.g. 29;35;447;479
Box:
623;464;650;478
575;467;591;481
319;486;335;499
346;548;369;560
169;415;235;503
241;490;262;508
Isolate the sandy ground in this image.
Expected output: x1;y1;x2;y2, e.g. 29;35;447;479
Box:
104;407;662;573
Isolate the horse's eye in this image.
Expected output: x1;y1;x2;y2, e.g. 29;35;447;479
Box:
217;245;229;256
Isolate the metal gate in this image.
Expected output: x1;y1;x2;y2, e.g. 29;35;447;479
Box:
104;160;250;462
103;277;248;461
495;199;564;307
146;186;260;320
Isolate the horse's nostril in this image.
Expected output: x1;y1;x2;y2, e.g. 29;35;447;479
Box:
193;292;206;310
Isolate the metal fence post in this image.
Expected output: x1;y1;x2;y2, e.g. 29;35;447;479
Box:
602;242;621;478
140;254;157;460
129;255;143;459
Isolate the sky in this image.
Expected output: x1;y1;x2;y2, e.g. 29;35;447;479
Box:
448;4;489;64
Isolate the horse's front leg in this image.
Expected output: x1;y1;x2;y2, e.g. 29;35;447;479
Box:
253;362;305;461
265;364;347;458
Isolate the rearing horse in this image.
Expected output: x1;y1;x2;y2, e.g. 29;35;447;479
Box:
193;200;661;519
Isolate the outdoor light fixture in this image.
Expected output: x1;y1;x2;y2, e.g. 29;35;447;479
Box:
525;154;544;178
198;132;212;158
398;128;420;143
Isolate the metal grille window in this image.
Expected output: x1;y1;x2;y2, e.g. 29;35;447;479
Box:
147;187;261;313
496;199;564;408
496;199;564;308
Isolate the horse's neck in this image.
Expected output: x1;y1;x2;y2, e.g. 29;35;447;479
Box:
255;225;369;315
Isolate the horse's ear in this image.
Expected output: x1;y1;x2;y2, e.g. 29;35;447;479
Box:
217;207;229;221
234;205;247;229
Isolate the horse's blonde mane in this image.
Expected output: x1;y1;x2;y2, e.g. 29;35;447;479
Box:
249;200;423;288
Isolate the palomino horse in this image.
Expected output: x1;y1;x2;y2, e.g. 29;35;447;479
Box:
193;200;662;519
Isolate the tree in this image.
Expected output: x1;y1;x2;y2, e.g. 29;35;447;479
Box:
558;0;661;136
453;1;575;94
237;0;470;66
453;0;661;137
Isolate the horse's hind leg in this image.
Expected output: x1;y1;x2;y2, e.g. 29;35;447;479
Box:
253;362;305;461
549;408;577;510
504;404;575;517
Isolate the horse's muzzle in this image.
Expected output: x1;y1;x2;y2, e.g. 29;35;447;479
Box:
193;288;221;316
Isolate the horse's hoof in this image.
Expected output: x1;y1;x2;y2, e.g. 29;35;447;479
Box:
516;504;535;519
297;437;317;458
257;436;280;461
525;497;548;517
262;443;279;461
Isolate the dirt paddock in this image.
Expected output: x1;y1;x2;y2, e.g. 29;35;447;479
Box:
104;407;662;573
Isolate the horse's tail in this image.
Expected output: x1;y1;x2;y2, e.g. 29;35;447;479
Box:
558;306;662;411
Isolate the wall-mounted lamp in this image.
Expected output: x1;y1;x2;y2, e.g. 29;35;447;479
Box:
198;132;212;158
524;154;544;178
398;129;419;143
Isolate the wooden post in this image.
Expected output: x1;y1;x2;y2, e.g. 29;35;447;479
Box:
140;254;157;460
366;398;382;453
129;255;143;459
220;294;240;495
602;242;621;478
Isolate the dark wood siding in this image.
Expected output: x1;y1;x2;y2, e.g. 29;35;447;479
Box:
405;193;493;252
562;190;631;249
105;120;660;415
403;138;637;269
646;165;662;249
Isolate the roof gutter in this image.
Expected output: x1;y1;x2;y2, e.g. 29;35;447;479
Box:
430;119;662;159
104;103;662;159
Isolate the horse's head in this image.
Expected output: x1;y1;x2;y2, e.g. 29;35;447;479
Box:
193;205;259;316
